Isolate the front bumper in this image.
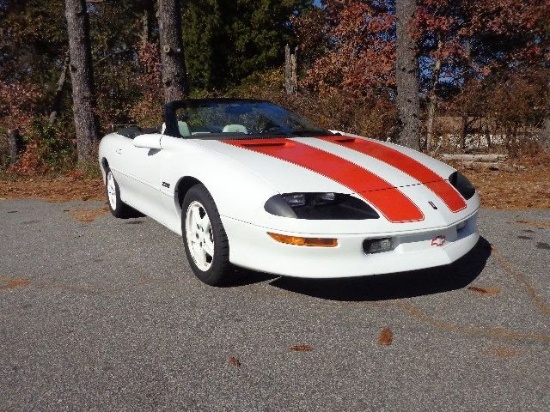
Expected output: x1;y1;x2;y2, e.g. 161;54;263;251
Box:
222;213;479;278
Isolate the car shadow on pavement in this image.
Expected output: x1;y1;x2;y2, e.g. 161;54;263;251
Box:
264;237;492;301
225;267;278;287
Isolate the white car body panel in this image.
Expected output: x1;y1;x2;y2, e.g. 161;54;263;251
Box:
99;105;480;279
223;211;478;277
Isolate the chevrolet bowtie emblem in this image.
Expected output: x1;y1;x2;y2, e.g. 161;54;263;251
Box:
431;235;446;247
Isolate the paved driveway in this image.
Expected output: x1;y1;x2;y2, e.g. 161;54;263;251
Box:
1;199;549;411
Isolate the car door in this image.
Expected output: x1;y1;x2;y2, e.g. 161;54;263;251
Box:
112;133;166;219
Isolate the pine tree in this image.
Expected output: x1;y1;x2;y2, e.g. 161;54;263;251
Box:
395;0;421;150
159;0;188;102
65;0;98;163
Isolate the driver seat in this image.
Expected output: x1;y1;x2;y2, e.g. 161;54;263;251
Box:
222;124;247;134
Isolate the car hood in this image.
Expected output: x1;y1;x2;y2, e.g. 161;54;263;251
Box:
192;135;471;224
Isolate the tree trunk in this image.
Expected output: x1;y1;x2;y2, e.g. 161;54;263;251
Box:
291;50;298;95
284;44;298;95
459;114;468;151
140;0;155;43
65;0;99;163
7;129;24;166
395;0;421;150
49;51;70;125
426;39;442;151
158;0;188;102
542;118;550;150
426;93;437;151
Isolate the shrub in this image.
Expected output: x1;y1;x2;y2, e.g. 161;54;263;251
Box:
7;118;76;176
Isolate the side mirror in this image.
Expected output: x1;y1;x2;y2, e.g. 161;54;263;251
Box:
133;135;162;150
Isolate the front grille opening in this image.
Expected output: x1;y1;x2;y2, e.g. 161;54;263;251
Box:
363;238;394;254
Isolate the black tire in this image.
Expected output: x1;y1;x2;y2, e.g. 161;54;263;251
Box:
181;184;230;286
105;168;134;219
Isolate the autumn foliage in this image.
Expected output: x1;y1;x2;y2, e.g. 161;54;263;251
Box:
0;0;548;175
292;0;549;152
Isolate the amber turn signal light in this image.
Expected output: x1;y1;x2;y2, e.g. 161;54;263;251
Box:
267;232;338;247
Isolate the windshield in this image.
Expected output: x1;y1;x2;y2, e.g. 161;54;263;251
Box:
166;99;333;139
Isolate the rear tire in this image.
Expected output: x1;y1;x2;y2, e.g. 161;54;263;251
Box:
182;184;230;286
106;169;134;219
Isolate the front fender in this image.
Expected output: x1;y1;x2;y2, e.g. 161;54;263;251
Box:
160;138;278;225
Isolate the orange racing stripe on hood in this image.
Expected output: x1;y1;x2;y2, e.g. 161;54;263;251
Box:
221;138;424;223
322;136;467;213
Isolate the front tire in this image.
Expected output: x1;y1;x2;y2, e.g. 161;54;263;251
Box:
182;184;230;286
106;169;133;219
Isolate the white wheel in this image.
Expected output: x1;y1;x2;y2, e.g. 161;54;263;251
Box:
107;171;118;211
105;168;134;218
182;184;230;285
185;200;215;271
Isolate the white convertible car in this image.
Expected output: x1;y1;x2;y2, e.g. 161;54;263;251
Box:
99;99;480;285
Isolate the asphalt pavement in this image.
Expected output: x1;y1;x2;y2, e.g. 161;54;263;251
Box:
1;199;549;411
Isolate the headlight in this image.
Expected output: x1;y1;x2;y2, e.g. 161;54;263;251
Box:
449;172;476;200
265;192;380;220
